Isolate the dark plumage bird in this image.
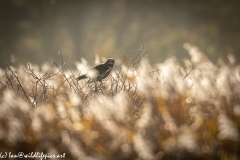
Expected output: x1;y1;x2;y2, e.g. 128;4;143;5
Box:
76;58;114;82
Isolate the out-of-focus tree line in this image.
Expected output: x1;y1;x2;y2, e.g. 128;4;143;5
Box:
0;0;240;67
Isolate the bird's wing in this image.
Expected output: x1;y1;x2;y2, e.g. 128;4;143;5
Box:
94;64;109;75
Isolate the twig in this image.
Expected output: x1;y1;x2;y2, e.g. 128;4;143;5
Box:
7;66;29;101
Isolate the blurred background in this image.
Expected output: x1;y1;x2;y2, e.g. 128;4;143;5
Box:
1;0;240;68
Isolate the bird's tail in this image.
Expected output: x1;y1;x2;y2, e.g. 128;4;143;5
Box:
76;75;87;81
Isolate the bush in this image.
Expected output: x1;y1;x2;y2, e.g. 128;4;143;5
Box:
0;44;240;160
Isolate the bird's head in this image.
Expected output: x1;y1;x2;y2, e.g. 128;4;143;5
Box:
105;58;115;67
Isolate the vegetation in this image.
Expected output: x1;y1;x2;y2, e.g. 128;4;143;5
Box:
0;44;240;160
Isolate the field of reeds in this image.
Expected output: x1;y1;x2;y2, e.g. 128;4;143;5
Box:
0;44;240;160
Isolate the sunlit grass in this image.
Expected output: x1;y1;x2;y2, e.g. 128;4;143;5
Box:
0;44;240;160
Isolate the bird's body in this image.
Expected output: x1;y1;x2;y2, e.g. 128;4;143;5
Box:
76;58;114;82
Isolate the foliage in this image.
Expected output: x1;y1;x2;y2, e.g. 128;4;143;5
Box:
0;44;240;160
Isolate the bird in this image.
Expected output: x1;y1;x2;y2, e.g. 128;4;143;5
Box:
76;58;115;83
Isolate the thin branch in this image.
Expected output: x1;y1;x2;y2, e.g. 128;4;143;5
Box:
7;66;29;101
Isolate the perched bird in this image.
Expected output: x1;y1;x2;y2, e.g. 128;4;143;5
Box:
76;58;114;82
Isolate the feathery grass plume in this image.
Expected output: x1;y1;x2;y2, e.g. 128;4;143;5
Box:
0;45;240;159
218;114;239;141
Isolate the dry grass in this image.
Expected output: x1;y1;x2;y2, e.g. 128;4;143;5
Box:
0;44;240;160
